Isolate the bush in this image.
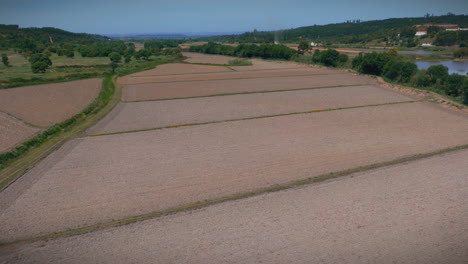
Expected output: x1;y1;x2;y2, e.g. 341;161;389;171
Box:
426;64;449;84
445;74;465;97
29;53;52;73
352;52;395;75
1;53;9;66
411;70;432;87
319;49;340;67
464;78;468;105
383;61;417;83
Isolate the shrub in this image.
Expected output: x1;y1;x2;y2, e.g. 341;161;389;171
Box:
352;52;395;75
383;61;417;83
29;53;52;73
411;70;432;87
463;78;468;105
445;74;465;97
319;49;340;67
1;53;9;66
426;64;449;84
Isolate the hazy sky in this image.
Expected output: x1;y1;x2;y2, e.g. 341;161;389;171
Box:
0;0;466;35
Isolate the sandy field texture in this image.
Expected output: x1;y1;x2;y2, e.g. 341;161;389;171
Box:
0;112;41;153
183;52;238;65
119;67;340;85
0;79;101;127
1;148;467;263
182;52;308;71
123;74;373;101
2;102;468;241
89;85;412;134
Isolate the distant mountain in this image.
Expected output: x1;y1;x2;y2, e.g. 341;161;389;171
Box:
0;24;108;50
201;14;468;43
107;32;243;40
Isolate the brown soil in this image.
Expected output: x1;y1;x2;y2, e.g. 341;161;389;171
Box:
2;148;467;263
89;85;412;134
119;67;338;85
123;74;374;101
0;79;101;126
183;52;235;65
2;102;468;241
0;113;41;153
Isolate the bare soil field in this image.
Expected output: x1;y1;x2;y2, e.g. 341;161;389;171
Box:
2;148;467;263
130;63;231;77
89;85;412;134
2;102;468;241
182;52;236;64
182;52;309;71
119;67;339;85
0;79;101;127
123;74;374;101
0;112;41;153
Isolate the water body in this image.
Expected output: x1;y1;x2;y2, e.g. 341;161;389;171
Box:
399;51;435;55
415;60;468;75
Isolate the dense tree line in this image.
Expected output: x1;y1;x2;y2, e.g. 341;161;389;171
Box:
352;51;468;104
188;42;296;60
0;24;106;53
201;15;468;46
79;41;128;57
433;31;468;46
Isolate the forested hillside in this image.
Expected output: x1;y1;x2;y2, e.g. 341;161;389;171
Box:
0;24;107;52
202;14;468;45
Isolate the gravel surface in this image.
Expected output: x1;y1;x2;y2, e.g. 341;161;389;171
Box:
0;112;41;153
0;79;101;126
119;67;339;85
1;102;468;241
122;74;373;101
2;148;467;263
89;85;412;134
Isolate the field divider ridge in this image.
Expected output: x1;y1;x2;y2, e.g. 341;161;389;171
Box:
2;142;467;247
0;110;47;129
87;100;422;137
123;84;370;103
125;72;345;85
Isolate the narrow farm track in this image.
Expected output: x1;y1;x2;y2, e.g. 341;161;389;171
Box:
1;53;467;263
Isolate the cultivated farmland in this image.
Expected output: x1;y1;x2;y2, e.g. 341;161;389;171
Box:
0;113;41;153
0;79;101;126
1;52;468;263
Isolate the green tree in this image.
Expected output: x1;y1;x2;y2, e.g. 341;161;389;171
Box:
445;74;465;97
124;54;132;64
427;64;449;84
1;53;9;66
383;61;417;83
29;53;52;73
298;41;310;54
108;52;122;63
463;78;468;105
319;49;340;67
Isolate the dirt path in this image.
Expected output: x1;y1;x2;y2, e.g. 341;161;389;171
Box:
2;148;467;263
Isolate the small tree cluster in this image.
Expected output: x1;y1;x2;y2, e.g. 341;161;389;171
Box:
29;53;52;73
1;53;9;66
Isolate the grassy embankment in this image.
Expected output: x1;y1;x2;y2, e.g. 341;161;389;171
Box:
0;55;178;190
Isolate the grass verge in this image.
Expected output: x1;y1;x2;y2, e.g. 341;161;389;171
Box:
2;143;467;247
88;100;421;137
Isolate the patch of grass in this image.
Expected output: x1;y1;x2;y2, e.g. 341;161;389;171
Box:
227;59;252;66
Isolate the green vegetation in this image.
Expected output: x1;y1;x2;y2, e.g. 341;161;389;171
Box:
29;53;52;73
189;42;296;60
352;51;467;105
1;53;9;66
453;47;468;58
201;14;468;47
227;58;252;66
